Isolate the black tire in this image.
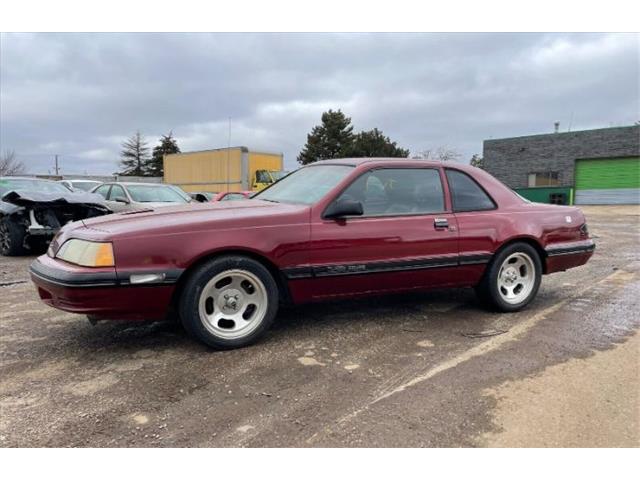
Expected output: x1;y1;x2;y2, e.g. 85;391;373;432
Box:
0;217;27;256
178;255;279;349
475;242;542;312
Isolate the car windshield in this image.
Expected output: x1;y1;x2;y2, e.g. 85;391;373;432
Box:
253;165;354;205
126;185;189;203
271;171;288;181
71;181;101;192
166;185;193;202
0;178;71;196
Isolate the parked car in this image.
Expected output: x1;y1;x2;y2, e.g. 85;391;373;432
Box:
30;159;594;349
212;191;252;201
90;182;191;212
1;177;110;256
59;179;103;192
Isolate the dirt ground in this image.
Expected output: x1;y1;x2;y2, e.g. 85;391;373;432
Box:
1;205;638;447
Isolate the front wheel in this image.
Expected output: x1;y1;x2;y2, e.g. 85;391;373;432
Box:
475;242;542;312
0;217;26;256
179;255;279;349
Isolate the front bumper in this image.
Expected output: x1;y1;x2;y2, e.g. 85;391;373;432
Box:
29;255;178;320
545;239;595;274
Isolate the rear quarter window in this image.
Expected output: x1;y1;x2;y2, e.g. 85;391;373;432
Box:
446;169;496;212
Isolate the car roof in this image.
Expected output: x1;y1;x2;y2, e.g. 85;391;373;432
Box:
103;182;170;186
309;157;443;166
310;157;473;170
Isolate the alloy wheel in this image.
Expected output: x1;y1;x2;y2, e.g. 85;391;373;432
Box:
198;269;269;339
497;252;536;305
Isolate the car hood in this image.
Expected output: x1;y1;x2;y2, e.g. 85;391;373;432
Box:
79;199;309;238
1;189;110;211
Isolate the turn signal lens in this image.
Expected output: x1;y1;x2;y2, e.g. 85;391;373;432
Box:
56;239;115;267
94;243;115;267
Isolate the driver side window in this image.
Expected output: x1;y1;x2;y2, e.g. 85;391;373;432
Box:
336;168;445;216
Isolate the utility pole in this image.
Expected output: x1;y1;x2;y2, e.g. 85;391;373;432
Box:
54;154;59;176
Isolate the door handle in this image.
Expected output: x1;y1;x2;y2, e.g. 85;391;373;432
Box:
434;218;449;229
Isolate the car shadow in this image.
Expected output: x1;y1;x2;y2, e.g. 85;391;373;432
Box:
44;287;484;357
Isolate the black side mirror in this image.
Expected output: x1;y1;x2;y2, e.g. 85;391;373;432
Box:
324;199;364;219
114;196;130;204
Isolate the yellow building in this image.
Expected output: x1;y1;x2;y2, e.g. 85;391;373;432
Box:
164;147;285;193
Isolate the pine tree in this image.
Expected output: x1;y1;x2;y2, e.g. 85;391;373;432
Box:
347;128;409;158
147;131;180;176
119;131;150;176
297;110;354;165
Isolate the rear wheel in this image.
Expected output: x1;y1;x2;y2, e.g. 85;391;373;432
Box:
179;255;279;349
0;217;26;256
475;242;542;312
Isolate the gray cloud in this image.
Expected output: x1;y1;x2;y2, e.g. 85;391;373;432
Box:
1;32;638;175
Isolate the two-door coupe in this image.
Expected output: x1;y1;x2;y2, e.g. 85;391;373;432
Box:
30;159;595;349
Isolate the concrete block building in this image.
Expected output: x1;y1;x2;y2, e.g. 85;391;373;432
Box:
483;125;640;205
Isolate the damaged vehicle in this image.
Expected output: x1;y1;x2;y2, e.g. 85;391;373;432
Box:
0;177;111;256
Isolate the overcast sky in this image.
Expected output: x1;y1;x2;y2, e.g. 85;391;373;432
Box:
1;33;638;175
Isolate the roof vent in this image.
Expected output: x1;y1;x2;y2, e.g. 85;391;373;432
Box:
554;121;560;133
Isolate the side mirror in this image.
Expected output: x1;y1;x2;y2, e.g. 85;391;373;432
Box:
114;196;130;204
324;199;364;219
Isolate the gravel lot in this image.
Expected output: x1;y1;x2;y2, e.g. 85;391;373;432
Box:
1;205;638;447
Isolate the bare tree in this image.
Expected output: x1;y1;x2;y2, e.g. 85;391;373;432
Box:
412;146;462;162
0;150;26;176
469;154;485;169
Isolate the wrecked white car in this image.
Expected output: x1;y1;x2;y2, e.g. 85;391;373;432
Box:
0;177;111;256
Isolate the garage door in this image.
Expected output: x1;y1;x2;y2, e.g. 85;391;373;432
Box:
574;157;640;205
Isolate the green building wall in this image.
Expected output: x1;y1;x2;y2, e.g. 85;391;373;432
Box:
514;187;574;205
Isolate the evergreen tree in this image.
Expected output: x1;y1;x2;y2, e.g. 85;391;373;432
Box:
147;131;180;176
297;110;354;165
347;128;409;158
119;131;150;176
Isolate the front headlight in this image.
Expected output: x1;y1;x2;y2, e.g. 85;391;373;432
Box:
56;239;115;267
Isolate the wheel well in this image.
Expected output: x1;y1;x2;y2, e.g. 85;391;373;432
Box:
494;237;548;273
169;249;292;314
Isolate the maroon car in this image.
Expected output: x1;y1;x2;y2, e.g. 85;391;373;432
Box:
30;159;594;349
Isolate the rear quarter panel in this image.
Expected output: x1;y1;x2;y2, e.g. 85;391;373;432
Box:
450;165;590;274
456;203;588;279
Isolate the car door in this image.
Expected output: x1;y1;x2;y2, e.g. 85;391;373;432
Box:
105;184;132;212
307;167;460;299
